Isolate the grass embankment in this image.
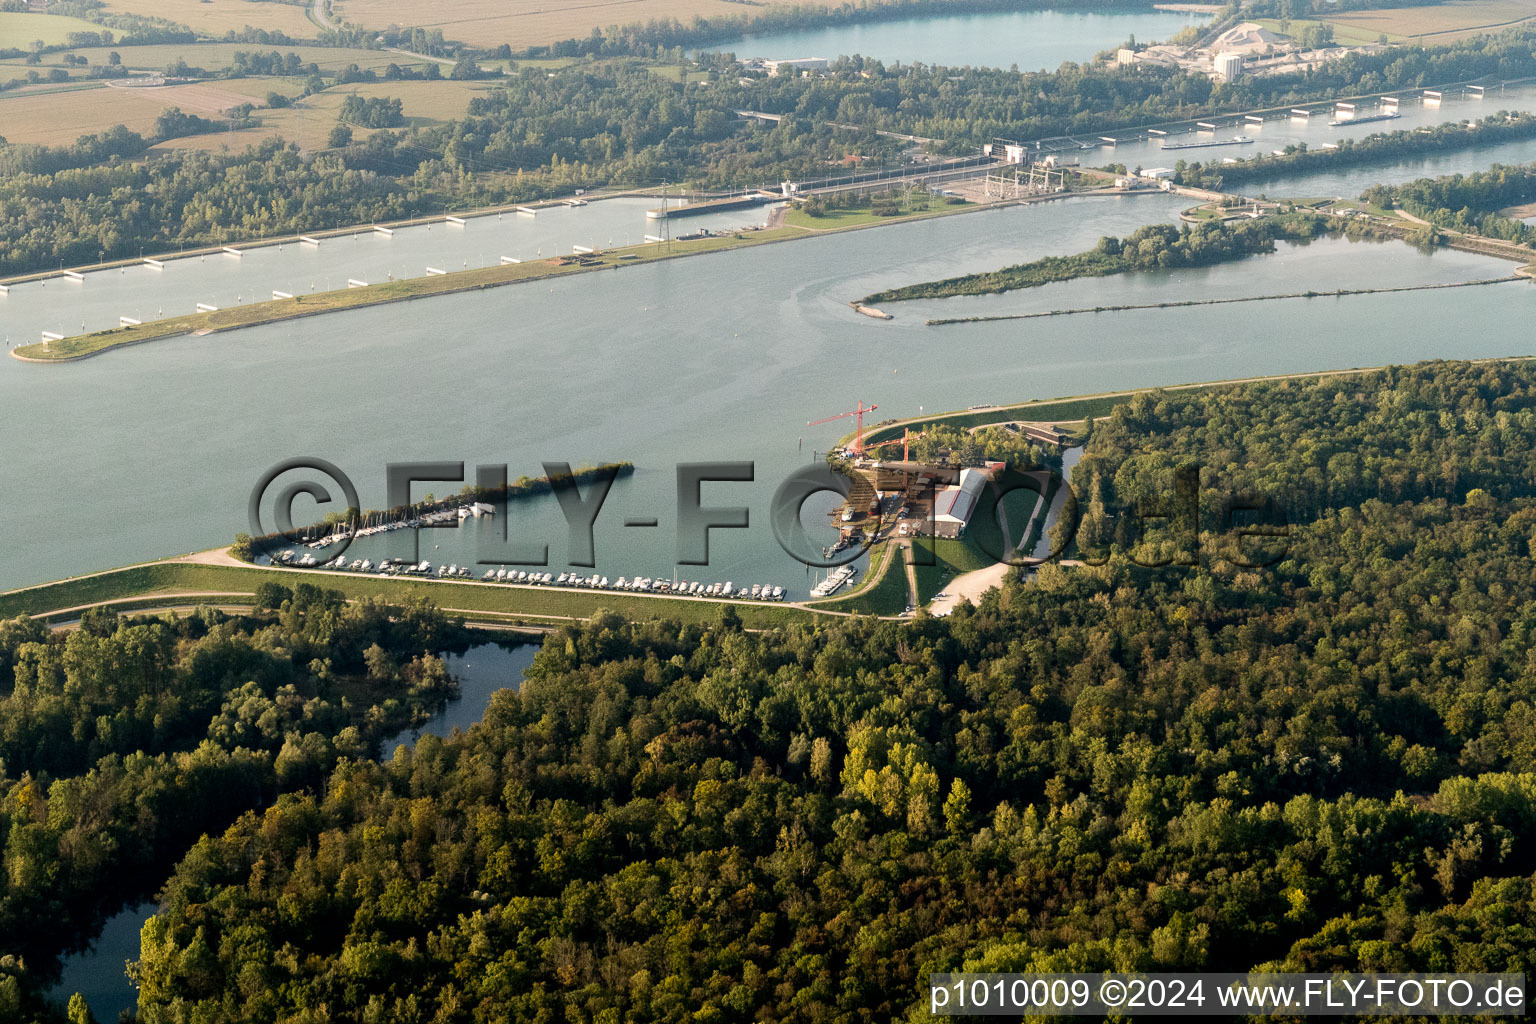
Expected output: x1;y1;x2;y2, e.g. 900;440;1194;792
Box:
12;230;798;361
861;397;1113;446
811;540;908;616
0;562;818;628
861;216;1327;304
913;537;996;604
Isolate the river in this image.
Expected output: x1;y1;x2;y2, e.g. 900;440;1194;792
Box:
3;189;1534;595
704;8;1211;70
46;641;537;1021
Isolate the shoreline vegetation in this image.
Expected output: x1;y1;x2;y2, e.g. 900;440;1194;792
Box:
923;274;1525;325
1177;109;1536;189
861;214;1338;304
851;353;1536;447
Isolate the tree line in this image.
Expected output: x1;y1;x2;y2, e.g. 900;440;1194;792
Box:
0;590;474;1022
863;216;1333;302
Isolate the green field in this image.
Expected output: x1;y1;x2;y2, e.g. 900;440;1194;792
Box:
860;397;1113;446
1252;17;1401;47
0;12;105;49
0;561;820;628
812;541;909;616
913;536;996;604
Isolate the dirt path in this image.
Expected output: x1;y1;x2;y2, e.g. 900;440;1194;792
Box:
928;562;1013;617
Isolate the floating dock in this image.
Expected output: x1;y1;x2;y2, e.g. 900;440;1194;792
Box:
372;225;393;236
196;302;218;312
445;215;466;226
63;270;84;281
500;256;520;264
144;258;164;269
272;290;293;299
221;246;242;257
299;235;321;245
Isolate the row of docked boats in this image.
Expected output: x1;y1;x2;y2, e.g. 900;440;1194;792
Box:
268;550;787;600
809;564;859;598
304;504;494;548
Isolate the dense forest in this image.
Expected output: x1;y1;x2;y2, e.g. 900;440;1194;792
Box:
0;589;473;1022
91;361;1536;1023
862;215;1333;302
1363;163;1536;243
3;26;1536;274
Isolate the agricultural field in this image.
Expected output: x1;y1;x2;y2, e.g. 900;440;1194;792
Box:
1323;0;1536;42
0;11;105;48
1253;16;1403;46
332;0;834;49
98;0;319;38
153;78;496;151
0;78;274;145
0;42;435;74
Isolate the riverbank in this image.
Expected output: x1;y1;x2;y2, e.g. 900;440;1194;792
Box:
853;354;1536;447
0;557;825;628
859;213;1334;304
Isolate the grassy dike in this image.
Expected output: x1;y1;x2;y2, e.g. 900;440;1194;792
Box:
9;190;1016;363
0;560;821;628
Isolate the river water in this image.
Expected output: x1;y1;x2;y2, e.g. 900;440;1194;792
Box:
705;8;1211;70
3;189;1534;594
47;641;537;1021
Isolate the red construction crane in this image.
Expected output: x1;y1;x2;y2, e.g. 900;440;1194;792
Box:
808;400;879;455
863;427;911;462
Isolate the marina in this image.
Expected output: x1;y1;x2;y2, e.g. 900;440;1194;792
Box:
809;564;860;598
267;548;789;601
1;194;1532;595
